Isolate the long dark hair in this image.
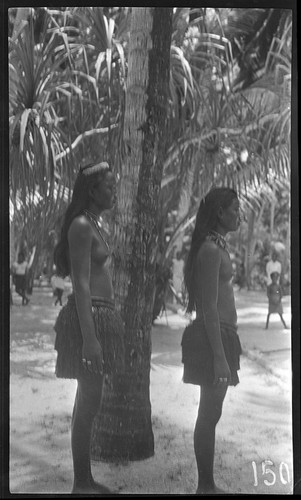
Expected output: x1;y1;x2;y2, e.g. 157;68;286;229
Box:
54;161;110;277
184;187;238;313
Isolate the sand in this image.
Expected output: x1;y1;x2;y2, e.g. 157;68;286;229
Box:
9;287;293;495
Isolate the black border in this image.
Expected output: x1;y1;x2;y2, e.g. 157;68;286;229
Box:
1;0;300;497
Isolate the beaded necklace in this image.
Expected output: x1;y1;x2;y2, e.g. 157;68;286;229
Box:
207;230;228;252
83;209;110;253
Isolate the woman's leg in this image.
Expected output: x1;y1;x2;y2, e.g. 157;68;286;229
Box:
20;289;29;305
71;376;105;493
265;313;270;329
17;277;29;305
15;278;25;301
194;383;228;494
279;313;288;329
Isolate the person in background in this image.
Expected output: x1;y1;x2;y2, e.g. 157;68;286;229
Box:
11;252;30;305
51;272;65;306
172;250;185;304
266;251;281;286
182;187;242;495
265;271;288;329
53;160;125;494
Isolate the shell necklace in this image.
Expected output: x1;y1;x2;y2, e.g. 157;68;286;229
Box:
207;230;228;252
83;209;110;253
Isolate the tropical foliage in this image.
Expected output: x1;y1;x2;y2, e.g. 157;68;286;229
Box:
9;5;292;462
9;6;291;285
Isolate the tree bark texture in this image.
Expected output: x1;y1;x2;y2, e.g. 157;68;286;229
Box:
171;148;199;255
91;7;173;461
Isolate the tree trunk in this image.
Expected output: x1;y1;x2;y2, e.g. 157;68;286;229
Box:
245;209;255;290
282;208;290;290
91;7;173;461
170;149;198;256
245;203;265;290
10;211;15;266
270;185;276;239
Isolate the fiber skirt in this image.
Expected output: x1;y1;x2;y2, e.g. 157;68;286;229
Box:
181;317;242;386
14;274;26;289
268;301;283;314
54;294;125;379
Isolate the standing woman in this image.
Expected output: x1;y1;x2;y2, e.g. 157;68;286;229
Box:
182;187;242;495
11;252;30;305
53;161;125;494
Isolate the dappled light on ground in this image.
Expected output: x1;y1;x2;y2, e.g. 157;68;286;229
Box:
10;287;293;494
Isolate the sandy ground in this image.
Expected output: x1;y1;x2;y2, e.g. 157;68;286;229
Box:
9;287;294;495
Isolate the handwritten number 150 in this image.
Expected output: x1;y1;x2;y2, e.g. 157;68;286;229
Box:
252;460;290;486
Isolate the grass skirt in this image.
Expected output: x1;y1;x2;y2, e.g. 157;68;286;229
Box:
181;317;242;386
54;294;125;379
268;301;283;314
14;274;26;290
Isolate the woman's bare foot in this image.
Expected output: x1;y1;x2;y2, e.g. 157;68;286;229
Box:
196;485;227;495
90;478;114;494
71;485;97;494
72;479;114;495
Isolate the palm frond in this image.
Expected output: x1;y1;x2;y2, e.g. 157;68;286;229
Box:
9;15;75;199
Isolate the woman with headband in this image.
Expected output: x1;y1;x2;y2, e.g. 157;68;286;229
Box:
182;187;242;494
53;161;125;494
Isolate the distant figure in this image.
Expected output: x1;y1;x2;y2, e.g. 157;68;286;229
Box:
234;253;246;290
38;266;48;287
11;252;30;305
172;250;184;302
266;251;281;286
265;271;288;329
51;274;65;306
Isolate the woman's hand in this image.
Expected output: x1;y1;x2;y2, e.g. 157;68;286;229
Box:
213;357;231;386
82;338;104;375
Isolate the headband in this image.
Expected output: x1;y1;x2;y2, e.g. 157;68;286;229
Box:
80;161;110;176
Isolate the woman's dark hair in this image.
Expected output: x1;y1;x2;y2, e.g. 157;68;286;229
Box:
184;187;238;313
54;161;110;277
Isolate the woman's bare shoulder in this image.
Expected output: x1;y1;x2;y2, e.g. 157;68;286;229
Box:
197;239;220;260
68;215;93;241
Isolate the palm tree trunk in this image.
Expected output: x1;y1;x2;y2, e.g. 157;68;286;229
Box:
91;7;173;461
245;203;265;289
171;149;197;255
245;209;255;290
270;184;276;239
282;209;290;291
10;204;15;266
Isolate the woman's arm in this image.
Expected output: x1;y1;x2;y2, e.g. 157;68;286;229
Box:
197;241;230;382
68;216;103;374
28;246;36;269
